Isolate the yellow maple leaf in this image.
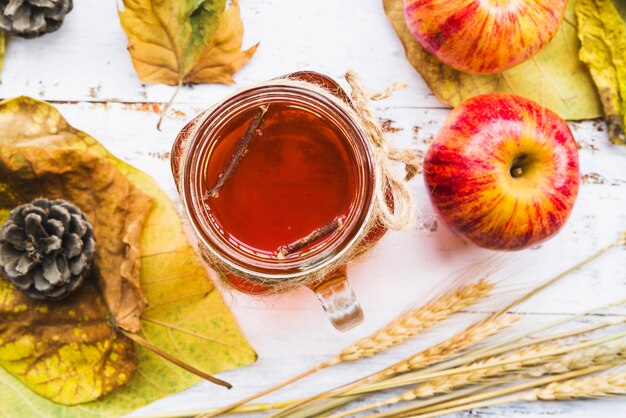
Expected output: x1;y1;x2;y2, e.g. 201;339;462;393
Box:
119;0;257;85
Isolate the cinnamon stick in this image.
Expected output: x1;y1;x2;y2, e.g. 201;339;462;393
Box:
277;216;346;259
204;104;270;199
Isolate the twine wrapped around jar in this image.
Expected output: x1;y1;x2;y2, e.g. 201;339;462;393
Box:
175;71;420;292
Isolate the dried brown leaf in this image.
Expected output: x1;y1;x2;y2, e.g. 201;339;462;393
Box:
0;146;144;405
0;128;152;333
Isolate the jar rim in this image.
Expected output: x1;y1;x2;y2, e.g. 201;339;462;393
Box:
180;82;377;280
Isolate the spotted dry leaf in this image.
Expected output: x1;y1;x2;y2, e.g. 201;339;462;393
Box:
0;279;137;406
0;145;152;333
0;146;146;405
383;0;602;120
119;0;257;85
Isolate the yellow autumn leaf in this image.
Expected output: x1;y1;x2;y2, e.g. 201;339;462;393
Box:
576;0;626;145
383;0;602;120
0;97;257;417
119;0;257;85
0;279;137;406
0;146;147;405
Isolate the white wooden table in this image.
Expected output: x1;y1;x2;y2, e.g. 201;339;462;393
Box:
2;1;625;417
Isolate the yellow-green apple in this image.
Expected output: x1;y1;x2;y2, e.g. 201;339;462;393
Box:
423;94;579;250
403;0;566;74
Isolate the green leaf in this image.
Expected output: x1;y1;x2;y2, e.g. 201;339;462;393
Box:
576;0;626;145
383;0;602;120
0;97;257;417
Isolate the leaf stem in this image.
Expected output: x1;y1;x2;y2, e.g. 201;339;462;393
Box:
120;330;232;389
157;78;183;131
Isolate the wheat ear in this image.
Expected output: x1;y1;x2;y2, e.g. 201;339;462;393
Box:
354;318;624;396
398;371;626;418
374;327;626;396
528;339;626;377
225;234;624;418
329;343;557;418
388;314;520;376
378;365;612;418
271;314;519;418
341;339;626;418
530;371;626;400
337;279;494;361
388;230;626;374
200;279;493;417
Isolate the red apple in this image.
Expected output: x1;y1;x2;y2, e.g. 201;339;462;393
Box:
423;94;579;250
403;0;566;74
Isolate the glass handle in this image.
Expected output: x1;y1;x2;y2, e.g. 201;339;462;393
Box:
308;266;364;331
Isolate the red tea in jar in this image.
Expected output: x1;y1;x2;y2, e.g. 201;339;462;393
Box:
202;103;359;259
171;72;392;330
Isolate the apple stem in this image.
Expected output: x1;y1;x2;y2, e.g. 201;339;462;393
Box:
511;167;523;178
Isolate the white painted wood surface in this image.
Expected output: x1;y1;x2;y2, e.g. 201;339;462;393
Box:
1;1;625;417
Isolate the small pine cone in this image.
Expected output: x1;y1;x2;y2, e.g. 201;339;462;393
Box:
0;0;73;39
0;198;95;300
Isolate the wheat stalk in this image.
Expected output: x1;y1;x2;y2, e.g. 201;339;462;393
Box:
380;365;613;418
336;279;494;362
399;371;626;418
198;279;494;417
530;371;626;400
387;314;520;376
329;343;557;418
371;339;626;418
205;234;624;418
528;339;626;377
338;339;626;418
271;314;519;418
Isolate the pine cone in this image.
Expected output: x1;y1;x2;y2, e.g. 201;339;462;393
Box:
0;198;95;300
0;0;73;39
